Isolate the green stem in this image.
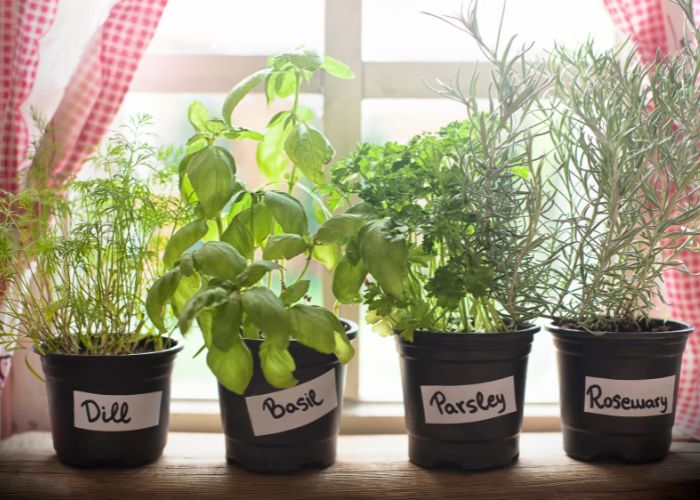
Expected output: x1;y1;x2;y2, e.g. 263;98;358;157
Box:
216;216;224;239
296;252;313;282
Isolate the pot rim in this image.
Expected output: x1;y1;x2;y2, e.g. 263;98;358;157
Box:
36;336;183;359
398;322;540;339
546;318;693;340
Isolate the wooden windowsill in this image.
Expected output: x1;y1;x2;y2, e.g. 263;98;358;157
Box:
1;432;698;498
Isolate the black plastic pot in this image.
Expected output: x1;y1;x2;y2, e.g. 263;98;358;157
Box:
548;320;692;463
40;338;182;467
396;325;538;470
219;319;358;472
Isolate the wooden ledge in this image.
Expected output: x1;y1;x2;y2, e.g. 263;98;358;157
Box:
1;432;698;498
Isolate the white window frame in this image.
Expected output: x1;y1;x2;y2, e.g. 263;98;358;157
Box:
132;0;562;433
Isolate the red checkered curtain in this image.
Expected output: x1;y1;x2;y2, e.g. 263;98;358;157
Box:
0;0;58;393
604;0;700;439
31;0;168;189
0;0;58;194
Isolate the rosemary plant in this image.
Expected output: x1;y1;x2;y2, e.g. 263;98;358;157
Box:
0;116;184;359
331;3;560;337
546;3;700;331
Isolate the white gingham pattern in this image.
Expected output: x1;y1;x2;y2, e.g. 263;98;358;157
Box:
605;0;700;439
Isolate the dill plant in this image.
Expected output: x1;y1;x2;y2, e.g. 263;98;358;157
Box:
331;3;561;336
546;2;700;331
0;116;184;357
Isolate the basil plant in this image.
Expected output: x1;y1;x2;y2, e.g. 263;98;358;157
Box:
147;49;357;394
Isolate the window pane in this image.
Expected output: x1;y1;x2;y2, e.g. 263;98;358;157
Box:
113;92;325;400
362;98;467;143
363;0;616;61
150;0;324;55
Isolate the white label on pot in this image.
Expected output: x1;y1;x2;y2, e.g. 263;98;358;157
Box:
245;369;338;437
73;391;162;432
584;376;676;417
421;376;517;424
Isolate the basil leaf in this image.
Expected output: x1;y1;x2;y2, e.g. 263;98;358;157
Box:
321;55;355;80
272;48;323;71
193;241;247;280
229;203;274;247
188;100;209;131
233;260;280;288
241;287;289;344
333;330;355;363
204;118;227;134
263;190;308;235
266;70;296;104
186;146;236;219
280;280;310;306
222;68;270;125
146;269;181;332
359;220;408;298
256;121;291;182
284;123;333;185
259;340;297;389
314;214;363;244
206;341;253;395
211;297;242;351
164;220;208;268
312;242;341;270
178;250;195;276
179;287;229;335
185;136;207;155
312;196;330;225
263;233;309;260
178;152;193;181
332;257;366;304
171;273;200;315
221;217;254;260
288;304;339;354
345;237;361;265
222;127;264;141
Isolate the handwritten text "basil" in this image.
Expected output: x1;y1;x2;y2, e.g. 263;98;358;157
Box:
262;390;325;420
244;369;338;436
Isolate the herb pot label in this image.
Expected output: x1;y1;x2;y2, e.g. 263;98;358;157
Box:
73;390;163;432
584;375;676;417
245;369;338;436
420;376;517;424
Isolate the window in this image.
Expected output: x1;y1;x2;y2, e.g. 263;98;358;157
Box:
115;0;619;418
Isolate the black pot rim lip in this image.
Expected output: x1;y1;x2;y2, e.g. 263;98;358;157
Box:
546;318;693;340
397;322;540;342
35;336;183;359
242;317;359;345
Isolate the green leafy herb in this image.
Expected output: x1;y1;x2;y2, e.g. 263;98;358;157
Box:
0;115;187;355
544;8;700;331
331;3;561;336
147;49;357;393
